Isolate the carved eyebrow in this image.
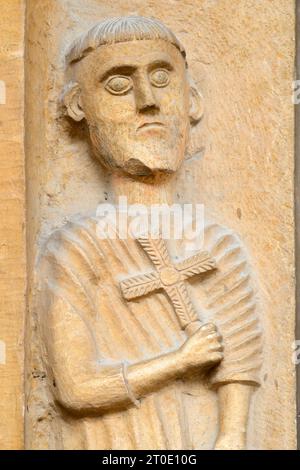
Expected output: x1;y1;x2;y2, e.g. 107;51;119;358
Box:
99;65;137;82
148;59;174;71
99;57;175;82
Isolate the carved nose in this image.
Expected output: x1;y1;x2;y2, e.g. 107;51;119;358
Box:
136;76;159;112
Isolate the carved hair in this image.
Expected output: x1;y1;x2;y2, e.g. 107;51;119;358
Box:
66;15;187;66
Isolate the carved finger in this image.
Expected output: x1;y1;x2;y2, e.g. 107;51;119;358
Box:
206;332;221;341
213;333;223;342
210;352;224;362
201;322;216;333
210;342;224;352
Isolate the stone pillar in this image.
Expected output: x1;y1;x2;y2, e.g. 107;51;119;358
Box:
0;0;26;451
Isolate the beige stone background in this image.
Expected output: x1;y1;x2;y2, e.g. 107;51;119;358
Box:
0;0;25;450
0;0;296;449
296;0;300;446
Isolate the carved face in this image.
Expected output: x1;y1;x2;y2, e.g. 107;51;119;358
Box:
68;39;202;177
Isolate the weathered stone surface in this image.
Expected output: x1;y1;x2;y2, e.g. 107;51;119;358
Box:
23;1;295;450
0;0;26;451
0;0;295;450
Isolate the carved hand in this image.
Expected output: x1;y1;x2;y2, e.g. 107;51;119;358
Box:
177;323;223;373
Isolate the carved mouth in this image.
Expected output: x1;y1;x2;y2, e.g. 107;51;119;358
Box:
137;121;165;132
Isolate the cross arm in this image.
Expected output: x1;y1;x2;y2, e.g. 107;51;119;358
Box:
137;236;171;268
120;271;162;300
175;251;216;279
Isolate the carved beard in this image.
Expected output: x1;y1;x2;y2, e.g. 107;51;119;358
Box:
88;115;189;177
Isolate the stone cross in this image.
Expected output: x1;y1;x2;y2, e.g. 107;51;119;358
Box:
120;236;216;335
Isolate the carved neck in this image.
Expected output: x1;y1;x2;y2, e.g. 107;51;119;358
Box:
110;173;176;206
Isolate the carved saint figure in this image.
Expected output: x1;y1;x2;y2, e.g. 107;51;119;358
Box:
35;16;262;450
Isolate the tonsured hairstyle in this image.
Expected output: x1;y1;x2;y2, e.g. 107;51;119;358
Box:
66;15;187;66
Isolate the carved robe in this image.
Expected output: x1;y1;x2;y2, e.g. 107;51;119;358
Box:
34;214;262;450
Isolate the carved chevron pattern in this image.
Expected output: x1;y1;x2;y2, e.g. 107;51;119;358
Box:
120;272;161;300
120;234;217;331
176;251;216;278
137;236;171;268
165;282;198;328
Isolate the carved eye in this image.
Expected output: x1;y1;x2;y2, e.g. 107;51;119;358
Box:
150;69;170;88
105;76;133;95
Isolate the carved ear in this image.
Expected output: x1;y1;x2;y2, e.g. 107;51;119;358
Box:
189;78;204;125
62;82;85;122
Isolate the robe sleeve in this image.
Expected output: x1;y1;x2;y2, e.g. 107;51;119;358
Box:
37;221;133;413
201;224;263;388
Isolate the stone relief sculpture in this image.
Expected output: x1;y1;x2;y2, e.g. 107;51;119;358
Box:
33;16;263;450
